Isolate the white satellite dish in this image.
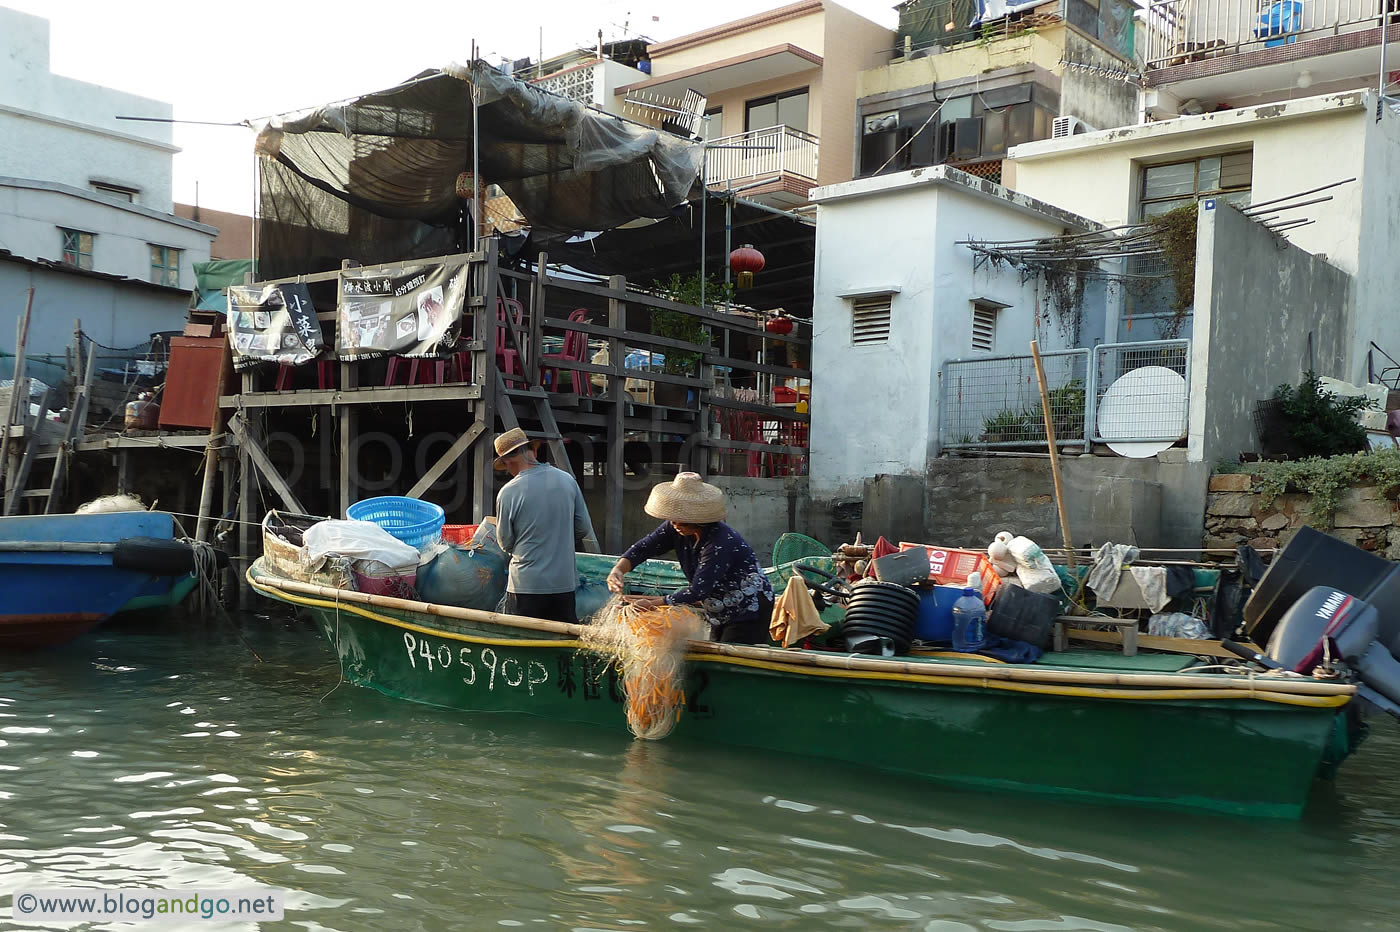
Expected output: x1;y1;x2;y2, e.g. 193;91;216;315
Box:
1096;365;1187;458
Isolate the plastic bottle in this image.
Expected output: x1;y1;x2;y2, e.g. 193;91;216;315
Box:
952;579;988;653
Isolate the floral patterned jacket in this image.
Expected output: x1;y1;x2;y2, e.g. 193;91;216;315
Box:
621;521;774;629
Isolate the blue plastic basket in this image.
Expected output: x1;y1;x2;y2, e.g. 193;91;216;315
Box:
346;496;446;550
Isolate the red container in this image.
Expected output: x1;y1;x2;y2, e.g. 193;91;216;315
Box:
353;566;418;599
441;524;480;546
899;543;1003;604
773;386;798;404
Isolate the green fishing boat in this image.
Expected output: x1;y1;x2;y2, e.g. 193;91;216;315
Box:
248;558;1359;820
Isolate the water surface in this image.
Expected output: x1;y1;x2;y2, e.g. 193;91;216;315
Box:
2;612;1398;930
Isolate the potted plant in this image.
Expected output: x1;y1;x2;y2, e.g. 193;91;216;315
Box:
650;272;730;407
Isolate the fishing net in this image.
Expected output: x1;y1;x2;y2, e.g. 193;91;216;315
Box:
581;598;705;741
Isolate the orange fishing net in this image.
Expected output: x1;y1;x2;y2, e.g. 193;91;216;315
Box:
582;598;705;740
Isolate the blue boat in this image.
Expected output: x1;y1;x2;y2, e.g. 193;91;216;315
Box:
0;511;200;647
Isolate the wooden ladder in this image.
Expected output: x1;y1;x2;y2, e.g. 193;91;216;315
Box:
495;370;573;481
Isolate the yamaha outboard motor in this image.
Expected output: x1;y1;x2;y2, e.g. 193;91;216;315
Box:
1267;586;1400;719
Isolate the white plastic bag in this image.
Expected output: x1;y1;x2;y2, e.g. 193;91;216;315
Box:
1008;535;1061;595
304;519;422;572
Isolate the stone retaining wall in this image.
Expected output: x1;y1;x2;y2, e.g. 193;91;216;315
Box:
1204;473;1400;558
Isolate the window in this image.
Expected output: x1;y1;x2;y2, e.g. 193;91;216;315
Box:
851;296;892;346
701;107;724;141
1124;152;1251;340
972;300;1006;352
150;245;180;287
1139;151;1252;218
745;88;808;133
91;181;137;202
60;229;94;270
857;85;1058;176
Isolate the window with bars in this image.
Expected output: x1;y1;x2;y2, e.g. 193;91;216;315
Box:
972;300;1005;352
149;244;180;287
851;296;892;346
60;228;94;270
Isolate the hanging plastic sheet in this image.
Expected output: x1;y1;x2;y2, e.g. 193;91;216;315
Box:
337;260;467;358
227;283;323;370
253;62;704;281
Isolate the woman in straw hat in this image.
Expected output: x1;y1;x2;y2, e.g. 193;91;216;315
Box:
606;473;774;644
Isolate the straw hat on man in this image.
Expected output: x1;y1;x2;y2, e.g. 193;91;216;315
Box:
606;473;774;645
492;428;597;625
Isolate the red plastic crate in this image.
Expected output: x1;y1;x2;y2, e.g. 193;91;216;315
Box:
442;524;479;545
898;543;1003;604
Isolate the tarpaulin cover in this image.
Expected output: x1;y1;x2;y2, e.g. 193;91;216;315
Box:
227;283;323;370
192;259;255;314
337;261;467;358
255;62;703;281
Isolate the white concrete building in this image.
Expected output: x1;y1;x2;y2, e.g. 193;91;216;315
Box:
1008;90;1400;385
0;6;215;363
805;164;1352;547
807;166;1096;499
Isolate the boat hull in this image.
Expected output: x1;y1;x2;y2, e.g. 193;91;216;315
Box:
0;512;181;647
251;564;1354;819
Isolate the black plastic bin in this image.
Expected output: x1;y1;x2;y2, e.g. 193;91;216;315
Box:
987;585;1058;650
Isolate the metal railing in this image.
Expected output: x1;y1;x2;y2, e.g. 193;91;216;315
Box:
940;340;1191;451
704;125;819;188
1145;0;1388;68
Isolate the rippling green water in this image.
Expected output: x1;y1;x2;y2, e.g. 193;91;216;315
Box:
3;612;1400;930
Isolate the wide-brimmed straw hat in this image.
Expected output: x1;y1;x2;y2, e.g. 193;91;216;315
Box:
493;427;530;469
645;472;726;524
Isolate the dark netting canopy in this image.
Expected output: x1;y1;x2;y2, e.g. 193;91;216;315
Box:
254;62;704;281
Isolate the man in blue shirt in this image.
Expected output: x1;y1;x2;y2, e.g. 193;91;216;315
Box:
606;473;773;644
494;428;597;624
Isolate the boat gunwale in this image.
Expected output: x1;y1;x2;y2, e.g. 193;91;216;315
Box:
248;564;1356;703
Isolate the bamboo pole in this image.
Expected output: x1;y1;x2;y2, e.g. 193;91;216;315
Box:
249;573;1355;697
1030;340;1076;570
0;288;35;498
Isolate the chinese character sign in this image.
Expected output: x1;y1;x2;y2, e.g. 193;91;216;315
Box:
227;283;324;371
338;263;466;358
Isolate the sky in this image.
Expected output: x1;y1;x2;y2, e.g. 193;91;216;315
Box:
9;0;898;217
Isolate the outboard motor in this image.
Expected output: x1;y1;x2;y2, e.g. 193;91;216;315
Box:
1267;586;1400;719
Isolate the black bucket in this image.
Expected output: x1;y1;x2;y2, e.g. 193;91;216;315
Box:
841;580;919;655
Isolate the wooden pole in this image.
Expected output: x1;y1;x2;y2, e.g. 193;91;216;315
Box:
4;388;51;515
605;275;626;554
1;288;35;498
45;325;96;514
195;353;231;541
1029;340;1076;570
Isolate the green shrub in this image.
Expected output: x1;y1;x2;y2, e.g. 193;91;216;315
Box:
1271;370;1372;458
1253;449;1400;525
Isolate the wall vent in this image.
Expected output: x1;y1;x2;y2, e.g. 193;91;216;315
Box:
852;296;892;345
972;302;998;352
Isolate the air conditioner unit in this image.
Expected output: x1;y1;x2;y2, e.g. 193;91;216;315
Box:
1051;115;1098;138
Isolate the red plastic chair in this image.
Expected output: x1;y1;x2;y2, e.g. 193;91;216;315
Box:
385;357;447;385
275;359;336;391
540;309;594;396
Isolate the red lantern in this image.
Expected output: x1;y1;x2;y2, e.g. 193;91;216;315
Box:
729;243;765;289
766;313;794;335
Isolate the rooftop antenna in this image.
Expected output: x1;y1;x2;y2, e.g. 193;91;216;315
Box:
623;88;707;136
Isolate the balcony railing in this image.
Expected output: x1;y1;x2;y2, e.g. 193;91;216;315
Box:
1146;0;1390;68
704;125;818;190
